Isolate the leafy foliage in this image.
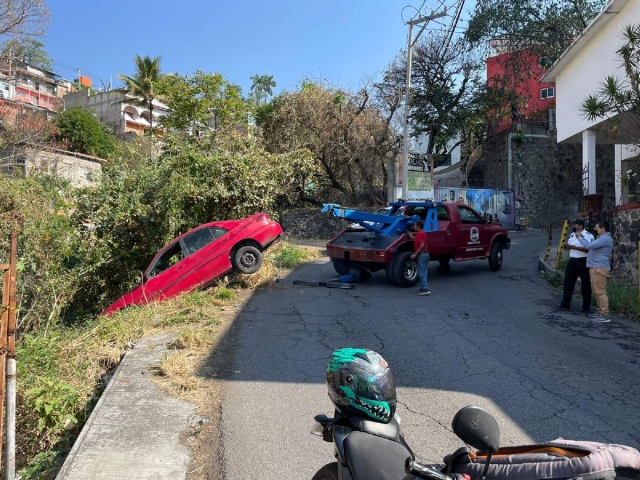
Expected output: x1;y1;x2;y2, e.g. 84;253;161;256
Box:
250;74;277;107
466;0;606;64
118;55;163;133
157;71;246;134
581;25;640;131
0;38;53;70
257;80;400;204
54;106;118;158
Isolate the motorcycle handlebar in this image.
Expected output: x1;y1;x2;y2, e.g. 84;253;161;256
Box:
405;458;465;480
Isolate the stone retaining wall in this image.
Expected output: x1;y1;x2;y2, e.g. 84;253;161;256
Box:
612;204;640;285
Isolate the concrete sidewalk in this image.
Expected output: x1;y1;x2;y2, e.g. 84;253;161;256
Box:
56;332;195;480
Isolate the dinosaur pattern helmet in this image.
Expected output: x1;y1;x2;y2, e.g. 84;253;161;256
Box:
326;348;397;423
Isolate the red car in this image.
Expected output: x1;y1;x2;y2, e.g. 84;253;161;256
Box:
102;213;283;315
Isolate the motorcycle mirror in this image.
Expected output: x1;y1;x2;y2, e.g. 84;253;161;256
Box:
451;405;500;454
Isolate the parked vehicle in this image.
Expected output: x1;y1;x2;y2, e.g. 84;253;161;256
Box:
322;201;511;287
101;213;282;315
311;348;640;480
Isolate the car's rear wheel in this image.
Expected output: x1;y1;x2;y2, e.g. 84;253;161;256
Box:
391;251;419;287
233;246;263;274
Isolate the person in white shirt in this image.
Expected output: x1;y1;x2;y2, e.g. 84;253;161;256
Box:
557;219;595;313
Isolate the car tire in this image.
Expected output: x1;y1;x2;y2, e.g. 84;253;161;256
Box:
233;246;263;274
488;242;504;272
332;258;351;275
391;251;419;287
311;463;339;480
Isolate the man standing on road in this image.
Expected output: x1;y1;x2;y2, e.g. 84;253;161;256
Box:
410;220;431;296
557;219;594;313
576;220;614;323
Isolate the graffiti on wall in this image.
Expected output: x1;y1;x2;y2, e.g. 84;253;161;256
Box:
434;187;516;230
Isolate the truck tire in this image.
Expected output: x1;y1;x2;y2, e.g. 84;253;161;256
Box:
391;251;419;287
385;264;397;285
332;258;350;275
438;257;451;273
488;242;504;271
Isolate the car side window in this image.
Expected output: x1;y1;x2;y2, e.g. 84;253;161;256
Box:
183;229;214;256
436;206;450;221
147;243;184;278
209;227;228;240
456;206;481;224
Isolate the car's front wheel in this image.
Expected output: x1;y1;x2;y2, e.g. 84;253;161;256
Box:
233;246;263;274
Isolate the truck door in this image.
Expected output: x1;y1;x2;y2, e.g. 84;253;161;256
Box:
425;206;455;256
455;205;489;259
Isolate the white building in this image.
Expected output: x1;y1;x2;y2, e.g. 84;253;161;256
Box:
63;89;170;138
541;0;640;206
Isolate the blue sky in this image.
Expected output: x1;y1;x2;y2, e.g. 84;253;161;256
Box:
40;0;475;96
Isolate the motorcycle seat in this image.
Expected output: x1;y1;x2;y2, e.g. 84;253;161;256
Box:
349;415;400;441
345;430;412;480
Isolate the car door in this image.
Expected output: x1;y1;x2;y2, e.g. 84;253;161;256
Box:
455;205;488;259
143;241;195;301
182;226;231;287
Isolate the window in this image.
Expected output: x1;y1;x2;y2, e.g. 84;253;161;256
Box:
147;243;184;278
540;87;555;99
436;206;450;221
456;206;481;224
181;227;227;256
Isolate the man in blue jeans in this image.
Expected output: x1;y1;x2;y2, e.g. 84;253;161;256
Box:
410;220;431;295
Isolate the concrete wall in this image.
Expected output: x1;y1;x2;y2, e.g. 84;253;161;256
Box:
554;0;639;142
611;204;640;285
1;147;103;188
64;90;125;134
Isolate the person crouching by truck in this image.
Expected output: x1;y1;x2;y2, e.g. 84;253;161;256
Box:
557;219;594;314
409;220;431;296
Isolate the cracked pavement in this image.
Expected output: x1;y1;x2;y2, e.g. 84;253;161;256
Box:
216;232;640;479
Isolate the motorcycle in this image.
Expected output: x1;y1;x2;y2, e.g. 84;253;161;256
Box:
310;404;496;480
311;404;640;480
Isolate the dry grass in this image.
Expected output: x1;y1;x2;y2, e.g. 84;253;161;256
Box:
17;241;319;479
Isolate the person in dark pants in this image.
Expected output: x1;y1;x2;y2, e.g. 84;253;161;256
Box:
557;219;594;313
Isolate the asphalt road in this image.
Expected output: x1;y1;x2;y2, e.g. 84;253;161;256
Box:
215;231;640;479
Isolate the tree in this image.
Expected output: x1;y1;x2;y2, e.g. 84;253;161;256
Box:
54;106;118;158
466;0;606;64
158;71;246;135
0;37;52;70
0;0;50;38
250;74;277;107
257;80;401;204
118;55;162;136
381;33;496;163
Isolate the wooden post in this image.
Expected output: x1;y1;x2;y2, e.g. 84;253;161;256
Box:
5;232;17;479
0;265;9;471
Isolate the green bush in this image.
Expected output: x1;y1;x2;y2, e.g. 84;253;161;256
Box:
54;106;119;159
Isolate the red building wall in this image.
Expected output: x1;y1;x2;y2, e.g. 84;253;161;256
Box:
486;50;555;122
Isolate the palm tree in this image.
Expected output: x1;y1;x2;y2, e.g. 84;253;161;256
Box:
250;74;277;107
118;55;162;136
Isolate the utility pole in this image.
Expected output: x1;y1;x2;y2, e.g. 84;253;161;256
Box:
400;9;447;201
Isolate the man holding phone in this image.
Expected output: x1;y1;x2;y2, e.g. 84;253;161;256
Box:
557;219;594;313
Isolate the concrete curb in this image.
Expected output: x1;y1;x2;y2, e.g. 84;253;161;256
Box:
56;332;194;480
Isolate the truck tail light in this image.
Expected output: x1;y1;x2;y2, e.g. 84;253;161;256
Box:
376;251;385;257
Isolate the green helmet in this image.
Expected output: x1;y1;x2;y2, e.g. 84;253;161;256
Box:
326;348;397;423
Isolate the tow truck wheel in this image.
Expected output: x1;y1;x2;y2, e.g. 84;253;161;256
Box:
391;251;419;287
332;258;351;275
488;242;504;271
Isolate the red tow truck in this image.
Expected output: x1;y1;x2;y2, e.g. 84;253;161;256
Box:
322;201;511;287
